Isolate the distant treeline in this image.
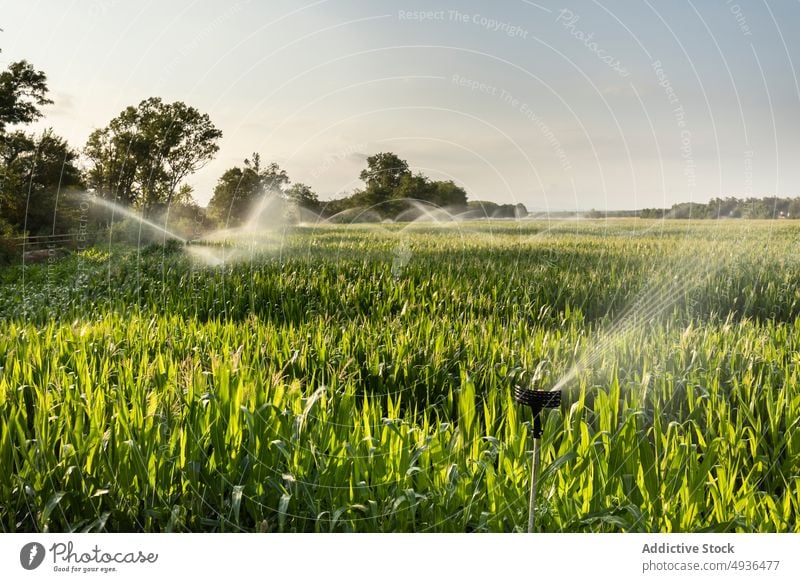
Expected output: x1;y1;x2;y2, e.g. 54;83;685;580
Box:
587;197;800;219
639;197;800;219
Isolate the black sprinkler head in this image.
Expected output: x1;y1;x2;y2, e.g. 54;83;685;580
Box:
513;387;561;409
513;387;561;438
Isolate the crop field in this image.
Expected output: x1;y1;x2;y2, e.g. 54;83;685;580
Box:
1;219;799;533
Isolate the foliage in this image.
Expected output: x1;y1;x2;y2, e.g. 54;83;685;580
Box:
464;200;527;219
284;182;320;213
639;196;800;219
357;152;410;206
0;129;83;235
84;97;222;211
0;54;83;247
394;174;468;209
0;213;17;264
206;153;289;227
321;152;478;219
0;58;52;132
1;220;799;532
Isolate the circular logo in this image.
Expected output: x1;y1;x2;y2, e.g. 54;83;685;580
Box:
20;542;46;570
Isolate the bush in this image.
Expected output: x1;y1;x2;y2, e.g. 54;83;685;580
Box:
0;217;20;265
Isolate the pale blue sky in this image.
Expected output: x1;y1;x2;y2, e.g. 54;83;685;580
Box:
1;0;798;210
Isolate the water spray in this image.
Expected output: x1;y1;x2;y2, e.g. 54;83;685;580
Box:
513;385;561;533
88;195;188;244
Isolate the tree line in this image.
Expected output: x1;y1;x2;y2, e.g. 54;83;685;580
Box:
636;198;800;219
19;47;799;261
2;50;530;262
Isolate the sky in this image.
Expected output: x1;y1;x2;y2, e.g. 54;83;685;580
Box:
0;0;798;210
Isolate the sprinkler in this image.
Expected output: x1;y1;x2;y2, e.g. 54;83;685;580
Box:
513;386;561;533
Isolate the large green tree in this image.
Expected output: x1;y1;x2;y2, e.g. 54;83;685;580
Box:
358;152;410;205
84;97;222;212
207;153;289;226
321;152;472;219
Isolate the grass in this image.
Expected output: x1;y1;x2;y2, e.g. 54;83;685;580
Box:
0;219;798;532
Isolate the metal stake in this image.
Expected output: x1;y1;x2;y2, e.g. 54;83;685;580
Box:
528;435;541;533
513;387;561;533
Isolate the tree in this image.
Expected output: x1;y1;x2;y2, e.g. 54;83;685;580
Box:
390;172;469;213
430;180;467;208
669;202;703;219
207;166;256;226
285;182;320;211
360;153;469;209
465;200;524;218
394;172;434;202
207;154;289;226
0;128;82;234
359;152;410;205
0;52;86;254
331;152;474;218
84;97;222;212
0;53;82;240
788;198;800;219
0;59;52;132
83;117;146;206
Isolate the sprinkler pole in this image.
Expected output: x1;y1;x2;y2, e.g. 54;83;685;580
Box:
514;387;561;533
528;436;541;533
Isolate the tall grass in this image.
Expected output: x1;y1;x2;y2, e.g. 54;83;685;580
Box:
0;220;798;531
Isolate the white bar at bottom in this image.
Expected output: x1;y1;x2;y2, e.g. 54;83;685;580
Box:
1;533;798;581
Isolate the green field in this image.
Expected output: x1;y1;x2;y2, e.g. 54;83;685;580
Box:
1;219;799;532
